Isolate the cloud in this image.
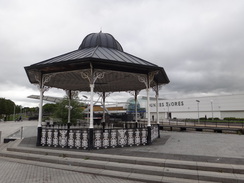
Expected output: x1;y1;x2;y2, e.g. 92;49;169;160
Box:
1;0;244;106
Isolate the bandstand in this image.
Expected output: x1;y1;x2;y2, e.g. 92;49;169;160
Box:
24;32;170;149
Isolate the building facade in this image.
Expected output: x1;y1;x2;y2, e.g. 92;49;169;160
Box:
138;94;244;121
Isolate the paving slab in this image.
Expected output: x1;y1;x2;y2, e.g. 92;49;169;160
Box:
1;120;244;183
0;157;143;183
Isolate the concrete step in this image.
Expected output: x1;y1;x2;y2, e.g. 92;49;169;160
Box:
6;146;244;174
0;140;17;150
1;145;244;182
0;156;218;183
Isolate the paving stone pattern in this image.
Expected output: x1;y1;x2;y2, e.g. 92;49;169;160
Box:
0;158;144;183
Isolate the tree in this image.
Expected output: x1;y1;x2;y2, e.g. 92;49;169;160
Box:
43;103;57;116
0;98;15;120
54;97;84;124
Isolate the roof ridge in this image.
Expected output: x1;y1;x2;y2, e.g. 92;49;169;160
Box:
91;46;99;57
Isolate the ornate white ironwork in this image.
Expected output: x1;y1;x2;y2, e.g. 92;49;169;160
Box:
118;129;127;147
80;69;105;84
82;130;88;149
39;126;156;149
94;130;102;149
33;72;56;92
68;130;74;148
110;130;117;148
137;74;148;87
137;71;158;88
135;129;141;146
94;70;105;81
75;130;81;149
53;129;59;147
59;130;67;148
41;128;46;146
103;130;109;148
47;129;53;146
128;129;134;146
141;128;147;145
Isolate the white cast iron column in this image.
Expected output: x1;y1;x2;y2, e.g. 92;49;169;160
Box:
81;68;104;149
35;73;54;146
146;84;151;127
89;84;94;129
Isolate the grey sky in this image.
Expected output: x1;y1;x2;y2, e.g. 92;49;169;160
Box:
1;0;244;107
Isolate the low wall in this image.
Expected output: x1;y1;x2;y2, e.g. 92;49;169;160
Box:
40;124;159;149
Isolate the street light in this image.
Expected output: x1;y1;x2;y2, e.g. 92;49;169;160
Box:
196;100;200;123
210;100;214;120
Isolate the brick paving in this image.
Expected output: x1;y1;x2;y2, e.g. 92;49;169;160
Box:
0;157;144;183
1;120;244;182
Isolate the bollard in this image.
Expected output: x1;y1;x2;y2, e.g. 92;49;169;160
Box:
20;126;23;139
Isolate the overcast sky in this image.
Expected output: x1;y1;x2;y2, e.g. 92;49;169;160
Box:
1;0;244;107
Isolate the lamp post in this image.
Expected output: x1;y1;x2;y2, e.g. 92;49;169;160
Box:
211;100;214;120
196;100;200;123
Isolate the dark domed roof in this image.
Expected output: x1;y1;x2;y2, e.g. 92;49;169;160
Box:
79;32;123;51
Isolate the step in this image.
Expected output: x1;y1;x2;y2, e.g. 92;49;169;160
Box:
1;146;244;182
0;140;18;150
6;146;244;174
0;156;218;183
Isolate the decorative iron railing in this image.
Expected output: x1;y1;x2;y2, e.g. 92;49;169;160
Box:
40;124;159;149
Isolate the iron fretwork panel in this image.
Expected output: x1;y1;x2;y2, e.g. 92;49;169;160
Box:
40;127;149;149
41;128;46;146
118;129;127;147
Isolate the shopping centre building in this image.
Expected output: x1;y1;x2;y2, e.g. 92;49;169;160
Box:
144;93;244;121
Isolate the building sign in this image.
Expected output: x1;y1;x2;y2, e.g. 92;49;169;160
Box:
150;101;184;107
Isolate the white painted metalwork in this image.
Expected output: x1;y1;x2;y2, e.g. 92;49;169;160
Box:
47;129;52;146
137;72;157;127
103;130;109;148
59;130;67;148
118;129;127;147
152;83;163;124
141;128;147;145
128;129;134;146
135;129;140;146
110;129;117;148
53;129;59;147
81;130;88;149
81;68;105;128
94;130;102;149
41;128;46;146
33;72;56;128
68;130;74;148
75;130;81;149
39;124;159;149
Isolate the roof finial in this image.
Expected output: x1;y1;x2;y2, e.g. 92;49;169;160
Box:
100;27;102;33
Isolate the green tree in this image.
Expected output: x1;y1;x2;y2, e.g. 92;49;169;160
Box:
0;98;15;120
43;103;57;115
54;98;83;124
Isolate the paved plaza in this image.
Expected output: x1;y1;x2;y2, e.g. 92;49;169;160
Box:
1;120;244;182
0;120;37;143
0;157;142;183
